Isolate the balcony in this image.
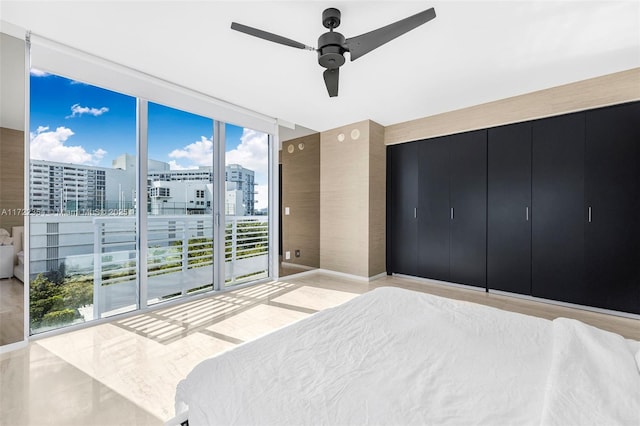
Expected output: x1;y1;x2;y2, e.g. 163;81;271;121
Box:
29;214;269;328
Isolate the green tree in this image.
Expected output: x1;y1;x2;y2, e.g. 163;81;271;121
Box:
42;309;76;326
30;273;65;328
62;279;93;309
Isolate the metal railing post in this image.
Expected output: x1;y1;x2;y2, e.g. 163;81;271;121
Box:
182;218;188;296
229;217;237;284
92;220;102;320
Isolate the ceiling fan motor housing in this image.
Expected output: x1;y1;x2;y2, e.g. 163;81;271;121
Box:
322;7;341;29
317;31;346;69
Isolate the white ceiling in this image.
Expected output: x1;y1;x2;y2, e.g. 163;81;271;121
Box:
1;1;639;135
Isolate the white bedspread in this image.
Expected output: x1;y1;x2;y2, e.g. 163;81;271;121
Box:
175;287;640;425
540;318;640;425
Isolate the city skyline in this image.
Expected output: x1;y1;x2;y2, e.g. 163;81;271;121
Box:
29;69;270;208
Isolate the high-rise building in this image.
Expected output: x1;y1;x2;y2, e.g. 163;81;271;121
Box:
225;164;256;215
30;160;132;213
29;154;256;215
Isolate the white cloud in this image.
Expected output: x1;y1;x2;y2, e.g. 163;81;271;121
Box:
226;128;269;182
226;129;269;210
30;126;107;165
92;148;107;163
30;69;49;77
168;129;271;208
168;136;213;168
168;160;191;170
66;103;109;118
227;129;270;209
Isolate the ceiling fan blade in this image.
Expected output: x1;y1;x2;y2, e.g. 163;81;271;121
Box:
231;22;315;51
345;7;436;61
323;68;339;97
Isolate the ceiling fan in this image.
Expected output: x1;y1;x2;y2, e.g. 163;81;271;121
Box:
231;7;436;97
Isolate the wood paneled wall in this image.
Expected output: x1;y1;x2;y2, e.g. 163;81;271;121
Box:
281;133;320;269
385;68;640;145
0;128;25;232
320;120;386;278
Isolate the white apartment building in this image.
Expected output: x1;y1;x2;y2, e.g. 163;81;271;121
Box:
225;164;256;215
30;154;256;216
30;160;135;213
148;181;213;215
148;181;246;216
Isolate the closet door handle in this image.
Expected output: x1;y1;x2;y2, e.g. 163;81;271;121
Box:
588;206;592;223
526;206;529;221
450;207;454;220
414;207;417;219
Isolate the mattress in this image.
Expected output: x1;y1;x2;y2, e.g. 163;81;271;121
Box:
174;287;640;426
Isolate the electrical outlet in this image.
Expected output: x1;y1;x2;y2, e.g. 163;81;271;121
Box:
295;250;300;257
285;251;291;260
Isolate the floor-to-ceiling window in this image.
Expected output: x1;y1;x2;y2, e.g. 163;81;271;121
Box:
224;124;270;287
27;60;275;334
29;71;138;334
146;102;214;304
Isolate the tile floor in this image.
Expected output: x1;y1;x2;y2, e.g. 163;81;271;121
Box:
0;277;24;347
1;272;638;426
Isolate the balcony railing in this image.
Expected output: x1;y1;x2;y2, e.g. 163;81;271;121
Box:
29;214;268;321
92;215;269;318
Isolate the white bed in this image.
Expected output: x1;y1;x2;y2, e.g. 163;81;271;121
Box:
173;287;640;426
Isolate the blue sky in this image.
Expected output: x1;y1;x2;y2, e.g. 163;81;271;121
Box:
29;71;245;167
30;70;270;207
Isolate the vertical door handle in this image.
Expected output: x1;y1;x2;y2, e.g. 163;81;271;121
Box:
588;206;592;223
450;207;454;220
526;206;529;221
414;207;417;219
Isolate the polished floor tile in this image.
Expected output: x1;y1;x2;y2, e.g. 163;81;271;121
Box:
1;271;639;426
206;303;310;342
0;344;161;426
271;285;360;311
0;277;24;347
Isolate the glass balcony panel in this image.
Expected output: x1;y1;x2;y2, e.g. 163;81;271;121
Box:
29;72;137;334
224;124;270;287
146;102;214;305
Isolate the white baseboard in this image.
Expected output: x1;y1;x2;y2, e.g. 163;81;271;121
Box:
0;339;27;354
280;262;317;271
277;268;320;280
315;269;388;282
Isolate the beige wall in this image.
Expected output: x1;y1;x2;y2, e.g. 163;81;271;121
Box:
385;67;640;145
0;33;25;235
281;133;320;269
320;120;385;278
0;128;25;232
368;121;386;277
316;68;639;279
0;33;26;131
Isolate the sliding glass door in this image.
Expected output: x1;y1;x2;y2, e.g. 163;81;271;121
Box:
146;102;214;305
29;71;138;333
28;69;274;335
224;124;270;286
